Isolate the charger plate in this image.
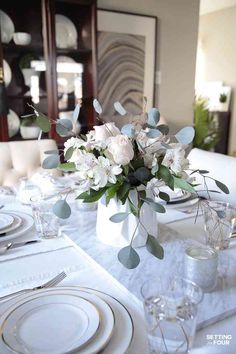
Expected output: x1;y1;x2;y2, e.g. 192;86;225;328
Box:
0;287;115;354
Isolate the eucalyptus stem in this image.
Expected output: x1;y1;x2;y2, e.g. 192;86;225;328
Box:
130;219;140;247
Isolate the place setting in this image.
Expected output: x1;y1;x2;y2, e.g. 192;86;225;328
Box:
0;281;134;354
0;209;34;243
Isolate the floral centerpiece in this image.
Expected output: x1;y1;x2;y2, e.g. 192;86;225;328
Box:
29;100;229;269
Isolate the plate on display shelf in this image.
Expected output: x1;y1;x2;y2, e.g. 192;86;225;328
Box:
3;59;12;87
0;10;15;44
0;287;115;354
55;14;77;49
7;109;20;138
0;211;34;242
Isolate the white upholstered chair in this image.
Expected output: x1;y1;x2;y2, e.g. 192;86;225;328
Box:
188;148;236;204
0;139;61;187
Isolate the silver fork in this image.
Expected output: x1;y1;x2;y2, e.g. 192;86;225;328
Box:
0;271;67;301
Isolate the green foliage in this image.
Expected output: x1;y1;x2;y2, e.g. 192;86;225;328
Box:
193;96;220;151
219;93;227;103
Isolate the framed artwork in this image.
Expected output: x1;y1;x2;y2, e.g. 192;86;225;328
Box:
97;9;157;123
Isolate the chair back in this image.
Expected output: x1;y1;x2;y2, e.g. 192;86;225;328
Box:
0;139;61;187
188;148;236;204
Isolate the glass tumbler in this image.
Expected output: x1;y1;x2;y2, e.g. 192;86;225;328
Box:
141;276;203;354
31;195;60;239
203;201;236;250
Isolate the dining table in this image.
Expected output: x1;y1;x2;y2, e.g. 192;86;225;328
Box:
0;190;236;354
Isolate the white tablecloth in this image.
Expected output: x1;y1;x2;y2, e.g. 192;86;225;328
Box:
0;195;236;353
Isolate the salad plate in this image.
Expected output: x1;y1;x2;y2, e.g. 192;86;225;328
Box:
0;211;34;242
0;10;14;44
2;294;100;354
0;214;14;231
3;59;12;87
55;14;77;49
0;212;22;235
7;109;20;138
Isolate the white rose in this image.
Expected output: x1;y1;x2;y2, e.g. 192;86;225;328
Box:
107;134;134;165
94;122;120;141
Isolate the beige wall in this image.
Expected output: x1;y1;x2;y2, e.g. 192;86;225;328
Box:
198;6;236;154
97;0;200;131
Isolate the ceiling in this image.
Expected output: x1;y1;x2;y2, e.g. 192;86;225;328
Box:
200;0;236;15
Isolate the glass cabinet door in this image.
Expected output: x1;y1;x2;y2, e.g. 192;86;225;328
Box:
0;0;48;140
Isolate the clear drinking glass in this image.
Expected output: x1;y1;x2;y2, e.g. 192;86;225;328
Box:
203;201;236;250
31;195;60;239
141;276;203;354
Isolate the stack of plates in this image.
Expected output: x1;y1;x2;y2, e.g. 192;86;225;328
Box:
0;211;34;242
0;286;134;353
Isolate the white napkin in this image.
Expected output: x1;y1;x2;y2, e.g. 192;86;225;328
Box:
156;208;199;224
0;236;73;263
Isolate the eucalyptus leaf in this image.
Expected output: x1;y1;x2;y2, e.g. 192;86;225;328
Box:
42;155;60;169
121;124;135;137
175;126;195;145
134;167;150;182
36;114;51;133
109;212;129;223
159;191;170;202
44;150;58;155
73;103;80;124
149;202;166;213
161;142;172;149
53;200;71;219
114;101;127;116
146;129;162;139
146;235;164;259
215;180;229;194
56;119;73;136
118;246;140;269
148;108;160;126
173;176;195;193
216;210;226;219
64;146;74;161
93;99;102;114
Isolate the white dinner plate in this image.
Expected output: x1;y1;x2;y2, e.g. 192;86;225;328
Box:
167;191;192;204
2;294;100;354
165;197;199;210
0;212;22;235
3;60;12;87
0;287;115;354
0;10;15;44
55;14;77;49
7;109;20;138
0;213;14;230
0;211;34;242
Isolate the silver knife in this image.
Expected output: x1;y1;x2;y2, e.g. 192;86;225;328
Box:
7;240;41;250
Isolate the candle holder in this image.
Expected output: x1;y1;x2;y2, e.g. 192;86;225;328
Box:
184;245;218;292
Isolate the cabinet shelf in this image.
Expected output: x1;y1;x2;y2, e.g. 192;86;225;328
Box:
2;43;44;55
0;0;97;143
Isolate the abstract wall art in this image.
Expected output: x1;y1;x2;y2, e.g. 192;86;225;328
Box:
97;9;157;123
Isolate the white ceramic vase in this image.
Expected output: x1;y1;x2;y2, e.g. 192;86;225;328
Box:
96;190;158;248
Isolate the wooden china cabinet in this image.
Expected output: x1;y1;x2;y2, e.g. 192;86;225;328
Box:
0;0;97;144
